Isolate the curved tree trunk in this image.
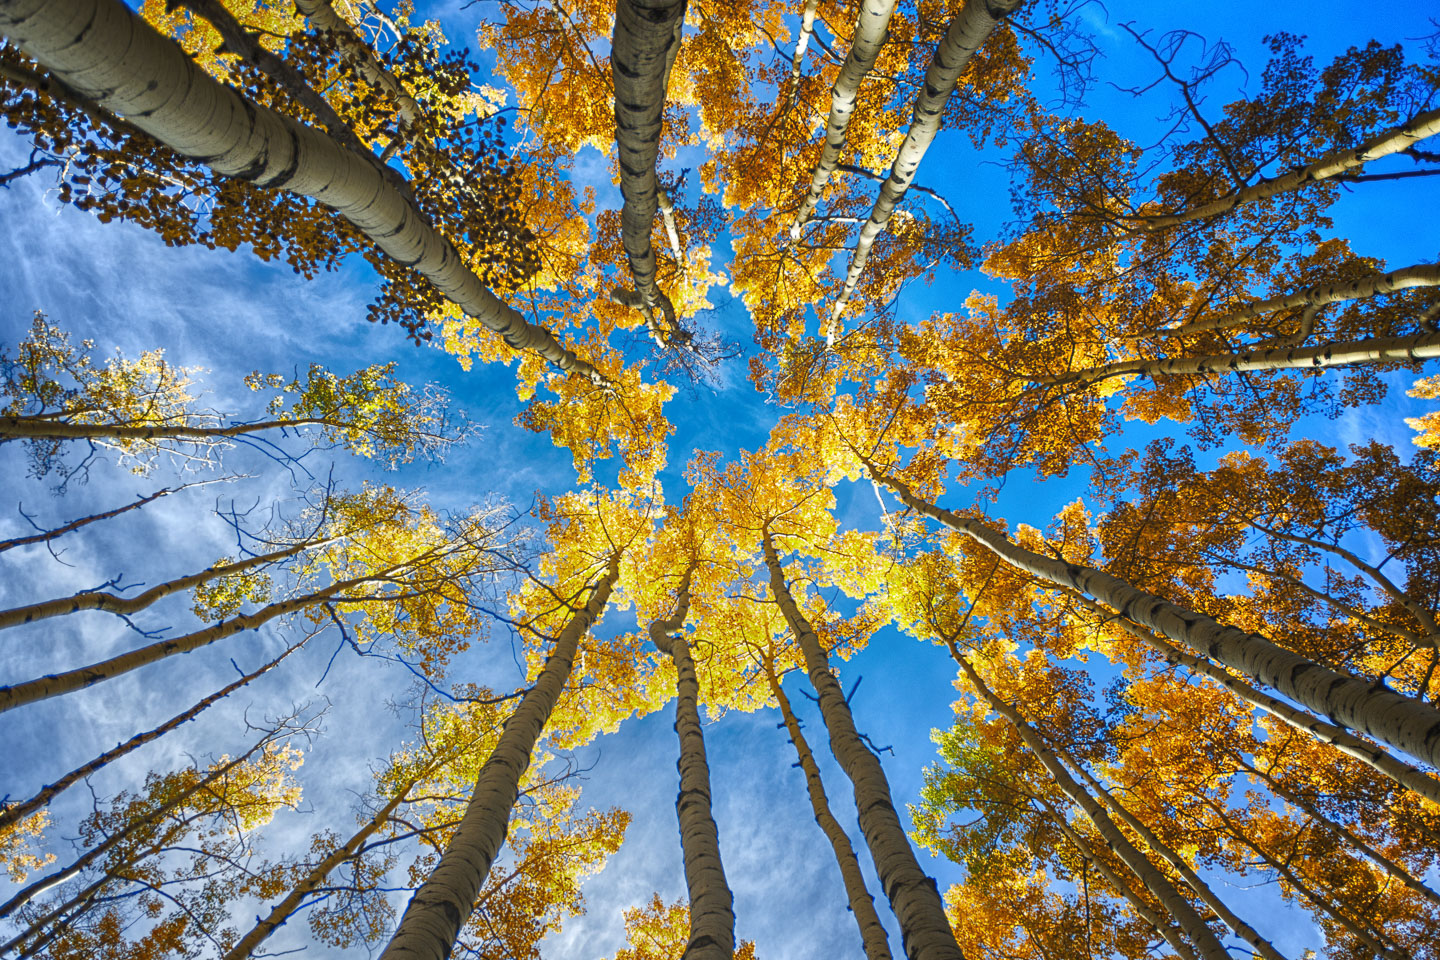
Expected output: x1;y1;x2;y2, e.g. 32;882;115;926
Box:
650;563;735;960
0;638;304;834
1162;262;1440;337
0;0;602;381
828;0;1022;339
761;526;962;960
789;0;899;238
378;553;620;960
1129;107;1440;233
763;659;893;960
1041;331;1440;392
0;537;323;631
949;645;1233;960
868;465;1440;769
612;0;689;345
1081;601;1440;806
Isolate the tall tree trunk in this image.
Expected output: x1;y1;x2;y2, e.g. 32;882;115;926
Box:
1079;599;1440;806
780;0;821;115
650;563;735;960
761;526;963;960
611;0;689;345
0;536;324;631
1231;754;1440;907
763;658;893;960
1040;330;1440;392
0;573;372;713
948;644;1233;960
1050;741;1290;960
0;0;601;381
0;638;304;833
867;464;1440;769
378;553;620;960
1161;262;1440;337
827;0;1022;339
1128;107;1440;233
294;0;423;133
224;786;414;960
789;0;899;238
1036;801;1200;960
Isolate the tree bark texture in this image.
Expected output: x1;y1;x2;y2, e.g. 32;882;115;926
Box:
650;564;735;960
789;0;898;237
870;467;1440;769
1131;107;1440;232
611;0;688;343
0;0;601;380
762;528;963;960
764;660;893;960
828;0;1022;337
0;639;302;834
1043;331;1440;392
950;646;1233;960
378;553;620;960
1163;262;1440;337
0;537;318;631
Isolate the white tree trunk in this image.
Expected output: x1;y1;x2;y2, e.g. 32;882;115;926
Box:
951;646;1233;960
789;0;898;238
764;661;893;960
0;0;601;380
1130;107;1440;232
612;0;688;344
650;565;735;960
762;528;963;960
1042;331;1440;391
827;0;1022;339
378;554;620;960
869;467;1440;769
1162;262;1440;337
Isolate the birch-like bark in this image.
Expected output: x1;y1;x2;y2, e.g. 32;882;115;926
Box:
0;573;372;713
649;564;735;960
1038;802;1200;960
1052;742;1290;960
950;646;1232;960
869;466;1440;769
657;187;684;263
1232;754;1440;907
1127;106;1440;233
789;0;899;238
0;480;222;554
1162;262;1440;337
294;0;422;132
1040;331;1440;392
224;786;412;960
827;0;1022;339
0;0;602;381
0;537;323;631
0;639;302;834
1079;599;1440;806
763;660;893;960
761;527;963;960
378;553;620;960
781;0;821;114
611;0;688;345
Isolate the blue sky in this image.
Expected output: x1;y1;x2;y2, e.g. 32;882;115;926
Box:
2;0;1439;957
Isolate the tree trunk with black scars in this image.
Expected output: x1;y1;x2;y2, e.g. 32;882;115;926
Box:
761;525;963;960
0;0;602;380
377;553;620;960
649;563;735;960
